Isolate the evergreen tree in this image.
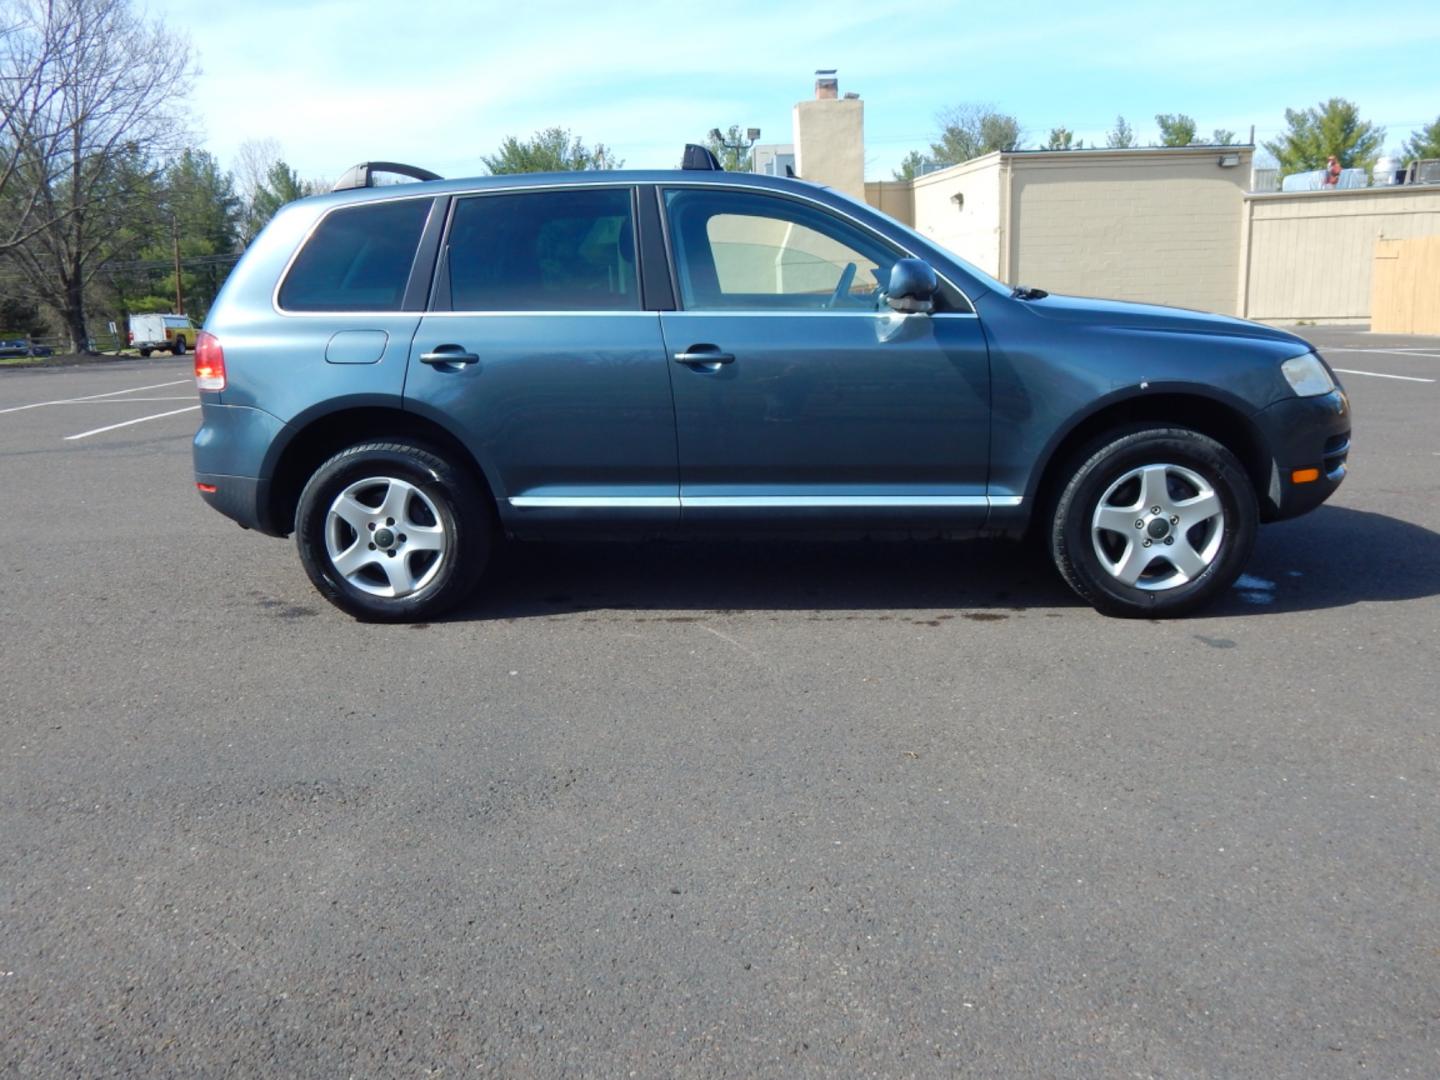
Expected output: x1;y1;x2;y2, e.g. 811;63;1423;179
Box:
481;128;622;174
1155;114;1197;147
1262;98;1385;177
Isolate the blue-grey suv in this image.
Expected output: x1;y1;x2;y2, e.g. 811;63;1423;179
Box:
192;153;1350;620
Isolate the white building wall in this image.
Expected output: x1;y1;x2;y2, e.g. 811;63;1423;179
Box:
908;155;1005;279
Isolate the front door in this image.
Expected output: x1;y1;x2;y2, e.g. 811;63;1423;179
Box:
658;186;991;526
404;185;677;527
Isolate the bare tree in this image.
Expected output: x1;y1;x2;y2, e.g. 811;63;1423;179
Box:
0;1;71;253
232;136;280;244
0;0;195;351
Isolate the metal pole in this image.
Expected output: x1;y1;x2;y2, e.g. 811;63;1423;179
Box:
172;219;184;315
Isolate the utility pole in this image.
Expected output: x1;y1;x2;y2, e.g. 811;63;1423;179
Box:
172;218;184;315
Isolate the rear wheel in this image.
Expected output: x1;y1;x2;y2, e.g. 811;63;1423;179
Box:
139;348;152;357
295;439;493;621
1050;426;1257;617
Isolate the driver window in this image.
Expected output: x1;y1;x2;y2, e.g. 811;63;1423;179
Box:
664;188;896;311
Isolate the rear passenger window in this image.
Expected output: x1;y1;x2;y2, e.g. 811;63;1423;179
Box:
279;199;432;312
445;188;638;311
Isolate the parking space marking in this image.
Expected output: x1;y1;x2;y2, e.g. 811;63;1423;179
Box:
1332;368;1436;383
0;379;190;415
47;396;196;405
1326;348;1440;360
64;405;199;441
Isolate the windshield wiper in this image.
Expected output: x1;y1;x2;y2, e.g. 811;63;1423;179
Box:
1011;285;1049;300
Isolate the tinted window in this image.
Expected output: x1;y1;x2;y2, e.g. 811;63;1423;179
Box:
663;188;899;311
446;188;638;311
279;198;431;312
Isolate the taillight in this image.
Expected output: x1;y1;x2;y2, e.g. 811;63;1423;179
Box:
127;330;134;343
194;331;226;391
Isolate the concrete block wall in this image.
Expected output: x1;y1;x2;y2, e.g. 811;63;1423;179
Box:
908;155;1006;279
1008;150;1250;314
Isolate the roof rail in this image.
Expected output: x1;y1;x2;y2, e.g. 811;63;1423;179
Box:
332;162;443;192
681;144;724;171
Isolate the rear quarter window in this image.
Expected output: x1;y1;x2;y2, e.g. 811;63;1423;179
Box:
279;198;432;312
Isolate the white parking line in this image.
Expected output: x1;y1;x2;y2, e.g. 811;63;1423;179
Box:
1325;348;1440;360
46;396;196;404
0;379;190;415
1332;368;1436;383
64;405;199;440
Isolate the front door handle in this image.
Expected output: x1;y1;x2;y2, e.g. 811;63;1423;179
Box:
420;345;479;366
673;345;735;367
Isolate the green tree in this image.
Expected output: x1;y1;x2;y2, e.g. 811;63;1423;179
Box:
113;149;240;319
704;125;754;171
930;104;1021;165
1044;127;1083;150
1105;116;1137;149
1403;116;1440;161
1211;128;1238;146
1262;98;1385;177
250;161;310;232
1155;113;1197;146
481;127;623;174
893;150;932;180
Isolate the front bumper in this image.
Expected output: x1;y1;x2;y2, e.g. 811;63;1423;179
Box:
1254;388;1350;521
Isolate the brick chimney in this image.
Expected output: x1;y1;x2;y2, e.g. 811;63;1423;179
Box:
814;69;838;100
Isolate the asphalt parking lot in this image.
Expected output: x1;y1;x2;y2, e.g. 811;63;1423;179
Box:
2;327;1437;1077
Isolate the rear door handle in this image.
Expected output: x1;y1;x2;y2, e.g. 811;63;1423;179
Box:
673;346;734;366
420;345;479;366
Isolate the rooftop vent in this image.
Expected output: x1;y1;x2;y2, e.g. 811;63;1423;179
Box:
682;144;724;171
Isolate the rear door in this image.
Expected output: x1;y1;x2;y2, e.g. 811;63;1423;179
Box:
658;185;991;527
403;185;677;527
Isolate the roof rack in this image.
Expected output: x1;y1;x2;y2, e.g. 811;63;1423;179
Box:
332;162;443;193
681;143;724;171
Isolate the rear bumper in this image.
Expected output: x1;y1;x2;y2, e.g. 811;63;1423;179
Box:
192;402;287;535
1254;388;1350;521
195;473;275;533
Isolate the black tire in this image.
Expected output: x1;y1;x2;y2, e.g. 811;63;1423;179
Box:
139;348;152;358
173;338;186;355
1050;426;1258;618
294;439;493;622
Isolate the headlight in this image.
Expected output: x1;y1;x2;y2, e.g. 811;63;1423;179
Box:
1281;353;1336;397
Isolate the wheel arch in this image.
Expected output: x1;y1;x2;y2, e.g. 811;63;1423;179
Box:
264;403;496;537
1027;388;1273;534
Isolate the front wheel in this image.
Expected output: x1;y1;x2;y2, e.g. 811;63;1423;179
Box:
295;439;493;621
1050;426;1258;618
172;338;186;355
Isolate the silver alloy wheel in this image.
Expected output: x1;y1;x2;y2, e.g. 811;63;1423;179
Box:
1090;463;1225;591
325;476;447;598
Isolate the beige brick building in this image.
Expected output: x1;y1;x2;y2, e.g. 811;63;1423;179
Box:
882;147;1253;316
788;74;1439;324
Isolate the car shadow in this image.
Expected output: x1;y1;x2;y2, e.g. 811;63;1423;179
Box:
447;506;1439;621
1206;505;1440;617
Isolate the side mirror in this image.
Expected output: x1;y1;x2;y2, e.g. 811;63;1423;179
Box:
884;258;937;314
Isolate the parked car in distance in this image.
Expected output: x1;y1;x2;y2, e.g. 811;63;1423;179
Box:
129;313;197;357
191;150;1350;621
0;336;32;358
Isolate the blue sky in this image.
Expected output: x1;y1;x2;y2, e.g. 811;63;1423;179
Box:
153;0;1440;185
